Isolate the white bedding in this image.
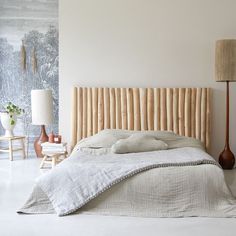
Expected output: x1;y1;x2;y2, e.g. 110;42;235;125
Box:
80;164;235;217
19;150;236;217
18;130;236;218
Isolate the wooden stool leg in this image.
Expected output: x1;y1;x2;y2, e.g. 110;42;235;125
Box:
52;156;56;168
21;138;26;159
40;155;48;169
9;140;13;161
25;136;29;159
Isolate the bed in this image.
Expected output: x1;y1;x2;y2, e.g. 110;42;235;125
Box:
18;87;236;218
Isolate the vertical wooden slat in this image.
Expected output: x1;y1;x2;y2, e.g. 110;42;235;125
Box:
115;88;121;129
201;88;207;146
140;88;147;130
92;88;98;135
104;88;110;129
110;88;116;129
191;88;196;138
154;88;160;130
184;88;191;137
71;87;77;148
160;88;167;130
121;88;127;129
82;88;87;138
166;88;173;131
206;88;212;151
87;88;92;137
98;88;104;132
127;88;134;130
77;87;83;140
133;88;141;131
147;88;154;130
173;88;179;134
196;88;202;140
178;88;185;136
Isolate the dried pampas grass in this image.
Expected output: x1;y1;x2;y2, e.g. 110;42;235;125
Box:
21;40;26;71
31;47;37;74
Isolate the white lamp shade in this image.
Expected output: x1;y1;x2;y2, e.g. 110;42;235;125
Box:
31;89;53;125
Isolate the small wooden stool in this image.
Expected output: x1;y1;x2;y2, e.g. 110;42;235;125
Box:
40;152;67;169
0;136;26;161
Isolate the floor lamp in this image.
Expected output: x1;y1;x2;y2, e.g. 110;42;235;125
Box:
215;39;236;169
31;89;53;157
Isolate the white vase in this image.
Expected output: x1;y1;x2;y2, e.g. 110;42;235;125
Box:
0;112;17;137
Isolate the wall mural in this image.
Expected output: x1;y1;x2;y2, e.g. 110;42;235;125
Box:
0;0;58;152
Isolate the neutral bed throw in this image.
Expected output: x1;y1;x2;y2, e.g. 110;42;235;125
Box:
19;146;236;217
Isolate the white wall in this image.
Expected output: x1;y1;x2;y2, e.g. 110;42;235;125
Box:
59;0;236;158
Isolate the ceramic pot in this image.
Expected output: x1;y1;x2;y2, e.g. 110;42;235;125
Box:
0;112;17;137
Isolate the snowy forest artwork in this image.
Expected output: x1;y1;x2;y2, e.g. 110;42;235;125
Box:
0;0;58;150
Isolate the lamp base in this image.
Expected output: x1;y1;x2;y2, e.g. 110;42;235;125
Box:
34;125;49;158
219;147;235;169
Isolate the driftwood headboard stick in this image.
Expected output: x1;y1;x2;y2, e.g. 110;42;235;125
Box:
71;87;212;152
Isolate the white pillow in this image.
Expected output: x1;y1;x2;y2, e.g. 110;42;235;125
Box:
78;129;128;149
76;129;130;155
111;133;168;154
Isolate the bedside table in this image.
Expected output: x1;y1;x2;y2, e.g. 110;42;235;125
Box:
0;136;26;161
40;142;68;169
224;169;236;197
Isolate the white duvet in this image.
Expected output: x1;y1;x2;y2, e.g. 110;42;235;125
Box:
18;130;236;217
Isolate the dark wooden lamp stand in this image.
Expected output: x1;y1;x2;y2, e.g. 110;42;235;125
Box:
34;125;49;158
218;81;235;169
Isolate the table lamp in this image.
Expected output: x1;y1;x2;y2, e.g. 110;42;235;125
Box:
215;39;236;169
31;89;53;157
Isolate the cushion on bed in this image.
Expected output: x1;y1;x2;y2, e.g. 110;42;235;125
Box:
77;130;127;148
76;129;173;155
111;134;168;154
75;129;204;155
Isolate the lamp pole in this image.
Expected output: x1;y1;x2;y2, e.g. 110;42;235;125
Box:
218;81;235;169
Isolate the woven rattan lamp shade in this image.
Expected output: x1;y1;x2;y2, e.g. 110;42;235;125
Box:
215;39;236;82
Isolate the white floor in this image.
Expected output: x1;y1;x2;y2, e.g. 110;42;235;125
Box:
1;154;236;236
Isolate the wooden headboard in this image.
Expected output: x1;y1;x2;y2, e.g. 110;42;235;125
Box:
71;87;212;151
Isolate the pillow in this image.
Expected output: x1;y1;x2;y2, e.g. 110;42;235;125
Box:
76;129;173;155
111;133;168;154
76;129;130;155
77;129;128;149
